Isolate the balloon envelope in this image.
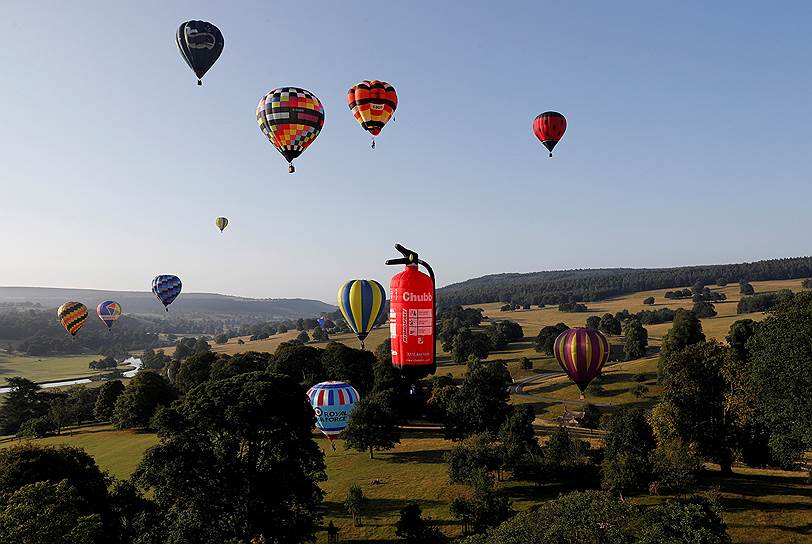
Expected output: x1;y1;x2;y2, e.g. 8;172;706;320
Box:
176;20;224;84
533;111;567;156
554;327;609;392
337;280;386;344
58;302;88;336
347;80;397;137
307;381;360;440
152;275;182;310
215;217;228;232
257;87;324;172
96;300;122;330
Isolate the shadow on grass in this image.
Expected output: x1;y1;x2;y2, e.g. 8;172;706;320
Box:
380;448;448;465
321;497;447;520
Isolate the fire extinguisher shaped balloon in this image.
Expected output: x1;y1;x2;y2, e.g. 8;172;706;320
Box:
385;244;437;382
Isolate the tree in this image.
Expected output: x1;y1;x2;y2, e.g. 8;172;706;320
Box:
0;377;46;435
66;386;98;426
649;439;703;494
659;309;705;368
445;360;512;440
396;501;447;543
622;318;648;361
269;342;325;386
141;348;170;370
375;338;392;365
745;291;812;467
519;357;532;370
425;375;457;423
585;315;601;329
321;342;375;395
214;333;229;344
655;340;737;474
726;319;758;362
631;384;649;399
534;323;568;355
16;416;54;438
112;371;177;429
343;391;401;458
0;480;103;544
296;330;311;343
716;277;729;286
174;352;217;394
451;329;491;363
580;404;601;433
310;327;328;342
133;372;326;543
446;435;501;484
93;380;125;421
48;395;72;435
637;496;731;544
803;278;812;289
449;469;512;535
692;300;717;318
497;405;539;473
739;281;755;295
344;484;367;527
601;409;655;496
598;313;621;335
643;296;655;305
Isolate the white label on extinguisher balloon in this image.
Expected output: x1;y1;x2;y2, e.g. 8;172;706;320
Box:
389;310;396;339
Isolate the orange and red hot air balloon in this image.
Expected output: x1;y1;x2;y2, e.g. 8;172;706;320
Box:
554;327;609;399
533;111;567;157
347;80;397;148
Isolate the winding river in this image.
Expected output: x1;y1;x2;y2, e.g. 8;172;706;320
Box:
0;357;143;394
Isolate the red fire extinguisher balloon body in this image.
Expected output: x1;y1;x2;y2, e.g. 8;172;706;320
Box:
390;264;436;379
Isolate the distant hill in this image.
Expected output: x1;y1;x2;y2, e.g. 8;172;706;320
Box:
0;287;335;320
438;256;812;306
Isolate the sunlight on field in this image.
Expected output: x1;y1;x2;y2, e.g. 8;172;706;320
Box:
0;354;103;386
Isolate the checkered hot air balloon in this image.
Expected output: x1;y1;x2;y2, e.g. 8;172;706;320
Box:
257;87;325;173
533;111;567;157
307;381;360;448
554;327;609;399
96;300;122;331
57;302;88;337
337;280;386;350
347;80;397;148
152;275;182;311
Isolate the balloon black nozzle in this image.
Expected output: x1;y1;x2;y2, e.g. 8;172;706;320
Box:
165;307;168;313
197;79;202;86
385;243;418;266
549;152;553;158
288;164;295;174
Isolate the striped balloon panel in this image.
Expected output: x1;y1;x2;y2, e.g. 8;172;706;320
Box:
152;275;182;308
256;87;324;163
337;280;386;341
57;302;88;336
96;300;122;329
347;80;397;136
533;111;567;153
553;327;609;392
306;381;360;438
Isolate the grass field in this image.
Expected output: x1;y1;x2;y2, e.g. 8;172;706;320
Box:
0;353;103;386
3;425;808;544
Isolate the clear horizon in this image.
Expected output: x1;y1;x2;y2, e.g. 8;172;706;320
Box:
3;1;812;302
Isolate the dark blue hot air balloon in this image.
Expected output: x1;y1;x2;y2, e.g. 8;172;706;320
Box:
152;275;182;311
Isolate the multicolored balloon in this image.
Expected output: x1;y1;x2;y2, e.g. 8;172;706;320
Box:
257;87;325;173
57;302;88;337
215;216;228;233
337;280;386;349
347;80;398;148
533;111;567;157
152;275;182;311
176;20;224;85
96;300;122;331
307;381;360;446
554;327;609;398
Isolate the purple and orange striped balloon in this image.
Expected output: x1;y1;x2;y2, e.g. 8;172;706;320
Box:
553;327;609;396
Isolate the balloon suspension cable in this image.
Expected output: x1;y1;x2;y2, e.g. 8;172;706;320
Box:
371;138;376;149
197;79;202;86
288;163;295;174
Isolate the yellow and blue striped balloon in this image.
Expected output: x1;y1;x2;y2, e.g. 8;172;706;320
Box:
337;279;386;348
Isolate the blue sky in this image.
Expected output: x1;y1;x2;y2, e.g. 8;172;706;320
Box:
2;1;811;303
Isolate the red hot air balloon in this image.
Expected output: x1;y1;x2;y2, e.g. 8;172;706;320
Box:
553;327;609;398
533;111;567;157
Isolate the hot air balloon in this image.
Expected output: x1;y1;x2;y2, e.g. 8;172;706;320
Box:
337;280;386;350
347;80;398;148
96;300;122;331
307;381;359;450
215;217;228;233
57;302;88;337
257;87;324;173
176;20;224;85
317;317;326;330
554;327;609;399
533;111;567;157
152;275;182;311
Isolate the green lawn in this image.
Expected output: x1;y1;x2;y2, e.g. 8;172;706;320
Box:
0;353;103;386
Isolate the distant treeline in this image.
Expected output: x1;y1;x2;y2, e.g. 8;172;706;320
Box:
438;256;812;306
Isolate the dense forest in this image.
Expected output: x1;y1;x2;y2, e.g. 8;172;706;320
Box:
438;256;812;306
